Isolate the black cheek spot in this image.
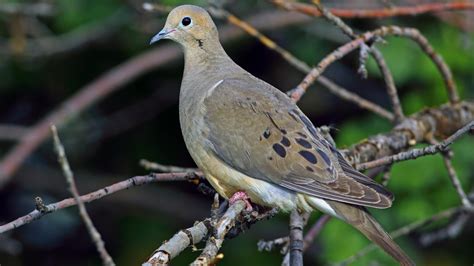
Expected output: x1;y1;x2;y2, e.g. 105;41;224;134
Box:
263;128;271;139
298;150;317;164
272;143;287;158
295;138;312;149
306;166;314;172
317;148;332;166
268;156;273;161
281;136;291;147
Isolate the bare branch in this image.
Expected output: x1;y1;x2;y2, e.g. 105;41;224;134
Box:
51;125;115;265
343;102;473;166
0;3;55;16
281;214;331;266
292;26;458;105
271;1;474;19
0;124;29;141
311;1;404;123
140;159;198;173
441;153;472;208
356;121;474;170
419;212;470;246
144;218;212;265
288;210;305;266
192;200;247;265
258;236;290;253
303;214;331;250
0;171;202;234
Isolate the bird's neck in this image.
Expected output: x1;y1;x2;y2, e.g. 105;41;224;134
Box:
182;40;242;85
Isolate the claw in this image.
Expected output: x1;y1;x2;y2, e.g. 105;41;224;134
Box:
229;191;253;211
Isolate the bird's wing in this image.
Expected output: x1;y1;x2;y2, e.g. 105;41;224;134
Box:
202;77;393;208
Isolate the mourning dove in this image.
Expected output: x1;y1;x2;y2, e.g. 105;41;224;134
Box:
150;5;414;265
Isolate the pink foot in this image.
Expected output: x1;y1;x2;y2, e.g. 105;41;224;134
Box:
229;191;253;211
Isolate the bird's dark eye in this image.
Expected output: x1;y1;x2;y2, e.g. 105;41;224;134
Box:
181;17;192;27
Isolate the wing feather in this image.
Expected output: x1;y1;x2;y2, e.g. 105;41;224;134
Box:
203;77;392;208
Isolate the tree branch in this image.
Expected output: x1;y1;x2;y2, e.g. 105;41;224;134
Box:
355;120;474;170
311;1;404;123
292;26;458;104
0;171;203;234
51;125;115;266
271;1;474;19
289;210;305;266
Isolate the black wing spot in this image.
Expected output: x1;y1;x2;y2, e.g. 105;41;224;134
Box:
272;143;287;158
295;138;312;149
317;148;332;166
281;136;291;147
306;166;314;172
263;128;271;139
296;132;308;138
298;150;317;164
280;129;287;135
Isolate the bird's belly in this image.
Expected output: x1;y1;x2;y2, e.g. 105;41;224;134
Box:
180;111;336;215
190;144;304;213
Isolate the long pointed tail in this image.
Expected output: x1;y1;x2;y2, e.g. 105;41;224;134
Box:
312;199;415;265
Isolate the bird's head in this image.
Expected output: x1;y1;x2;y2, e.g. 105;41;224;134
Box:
150;5;219;48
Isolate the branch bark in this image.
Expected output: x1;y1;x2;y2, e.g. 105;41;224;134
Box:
271;1;474;19
51;125;115;266
0;172;202;234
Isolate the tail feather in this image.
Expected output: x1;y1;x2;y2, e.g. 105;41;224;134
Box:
318;200;415;266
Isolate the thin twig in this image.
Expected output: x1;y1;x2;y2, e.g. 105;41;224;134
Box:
289;210;305;266
210;8;394;120
142;3;173;13
356;121;474;170
192;200;247;265
303;214;331;250
51;125;115;266
0;2;55;16
258;236;290;253
342;102;474;166
0;124;29;141
271;1;474;19
419;212;470;246
292;26;459;104
144;218;212;265
281;214;331;266
311;1;404;123
441;153;472;208
139;159;198;173
0;171;203;234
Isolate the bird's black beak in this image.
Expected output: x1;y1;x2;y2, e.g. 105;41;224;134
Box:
149;29;175;45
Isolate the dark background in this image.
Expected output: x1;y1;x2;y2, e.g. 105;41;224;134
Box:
1;0;473;265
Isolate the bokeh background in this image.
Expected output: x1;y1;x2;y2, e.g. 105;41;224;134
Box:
1;0;473;265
